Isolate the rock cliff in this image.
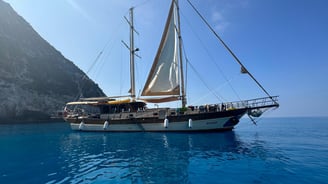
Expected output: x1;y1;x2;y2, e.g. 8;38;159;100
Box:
0;0;105;122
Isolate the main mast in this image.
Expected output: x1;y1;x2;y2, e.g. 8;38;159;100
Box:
175;0;187;107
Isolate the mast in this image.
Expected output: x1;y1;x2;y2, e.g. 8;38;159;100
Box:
129;7;136;101
175;0;187;107
125;7;137;101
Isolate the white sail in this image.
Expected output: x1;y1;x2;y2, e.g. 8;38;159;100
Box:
141;1;180;97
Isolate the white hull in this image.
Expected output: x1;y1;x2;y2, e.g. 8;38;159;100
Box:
70;116;235;132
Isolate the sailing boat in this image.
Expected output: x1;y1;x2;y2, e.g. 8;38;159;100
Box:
63;0;279;132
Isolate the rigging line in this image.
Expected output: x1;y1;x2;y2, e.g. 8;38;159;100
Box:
186;0;277;105
188;74;240;104
90;38;117;78
179;10;242;101
135;57;142;98
94;19;128;86
133;0;152;9
86;51;103;77
179;31;221;102
85;19;124;78
180;35;226;102
85;35;114;76
71;7;128;101
120;44;124;96
186;59;224;102
79;52;101;86
93;54;107;81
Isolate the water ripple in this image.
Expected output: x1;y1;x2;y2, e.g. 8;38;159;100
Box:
1;119;328;183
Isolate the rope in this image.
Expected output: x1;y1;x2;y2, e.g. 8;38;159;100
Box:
179;9;242;101
187;58;224;102
186;0;277;105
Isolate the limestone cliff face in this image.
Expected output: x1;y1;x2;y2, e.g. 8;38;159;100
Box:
0;0;105;122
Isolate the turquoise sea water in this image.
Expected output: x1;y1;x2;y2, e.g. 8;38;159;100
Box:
0;117;327;184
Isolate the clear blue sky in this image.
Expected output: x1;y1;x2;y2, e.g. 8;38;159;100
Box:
4;0;328;117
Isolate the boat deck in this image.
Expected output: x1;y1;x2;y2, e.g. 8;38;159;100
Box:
65;96;278;121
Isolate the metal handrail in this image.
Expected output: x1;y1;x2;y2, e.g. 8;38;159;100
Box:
227;96;279;110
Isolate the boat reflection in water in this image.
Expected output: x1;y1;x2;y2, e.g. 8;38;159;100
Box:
57;131;280;183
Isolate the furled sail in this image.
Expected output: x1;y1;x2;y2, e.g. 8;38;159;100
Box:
141;1;180;97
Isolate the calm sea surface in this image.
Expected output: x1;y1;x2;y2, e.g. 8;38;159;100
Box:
0;117;327;184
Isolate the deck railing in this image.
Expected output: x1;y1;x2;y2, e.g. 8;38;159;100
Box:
227;96;279;110
65;96;279;119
